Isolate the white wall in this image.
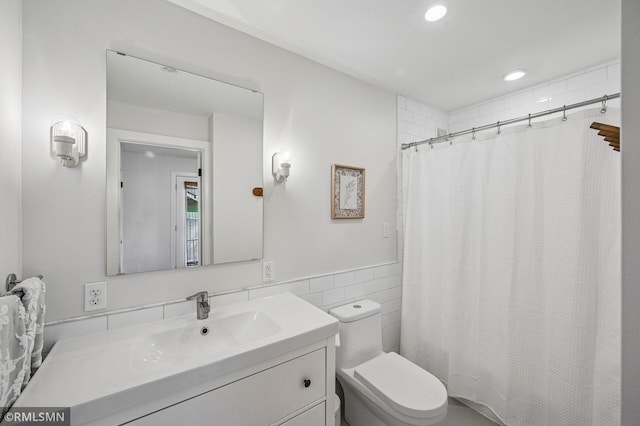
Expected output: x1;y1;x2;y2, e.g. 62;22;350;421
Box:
621;0;640;424
21;0;397;321
0;0;22;285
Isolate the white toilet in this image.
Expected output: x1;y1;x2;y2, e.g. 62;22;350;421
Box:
329;300;447;426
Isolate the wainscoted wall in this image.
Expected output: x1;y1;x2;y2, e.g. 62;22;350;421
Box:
44;262;402;354
21;0;397;323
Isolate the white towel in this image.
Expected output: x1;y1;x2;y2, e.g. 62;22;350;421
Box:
8;277;46;370
0;295;29;416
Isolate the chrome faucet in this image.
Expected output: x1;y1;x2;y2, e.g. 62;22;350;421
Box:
186;291;211;320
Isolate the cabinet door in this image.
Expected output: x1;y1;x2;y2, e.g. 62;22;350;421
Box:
127;348;326;426
279;402;325;426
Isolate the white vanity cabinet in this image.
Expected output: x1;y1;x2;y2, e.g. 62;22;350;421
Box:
128;348;328;426
13;293;338;426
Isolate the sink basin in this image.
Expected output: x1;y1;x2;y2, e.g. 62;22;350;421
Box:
137;310;281;363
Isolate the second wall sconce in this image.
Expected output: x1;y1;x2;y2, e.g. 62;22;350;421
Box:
50;115;87;167
272;152;291;183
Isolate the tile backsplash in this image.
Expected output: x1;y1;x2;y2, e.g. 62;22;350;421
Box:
44;262;402;354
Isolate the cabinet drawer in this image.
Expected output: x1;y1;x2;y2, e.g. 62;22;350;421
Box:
279;402;325;426
128;348;326;426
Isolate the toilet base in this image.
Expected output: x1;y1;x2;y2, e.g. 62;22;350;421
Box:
339;377;446;426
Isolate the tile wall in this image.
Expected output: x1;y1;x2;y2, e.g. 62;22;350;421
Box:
44;262;403;354
449;61;621;132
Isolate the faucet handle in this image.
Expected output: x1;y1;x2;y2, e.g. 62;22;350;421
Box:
187;291;209;302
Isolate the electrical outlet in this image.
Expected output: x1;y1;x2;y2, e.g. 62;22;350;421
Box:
84;281;107;311
263;261;275;282
383;222;390;238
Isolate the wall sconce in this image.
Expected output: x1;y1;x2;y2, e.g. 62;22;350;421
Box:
272;152;291;183
50;115;87;167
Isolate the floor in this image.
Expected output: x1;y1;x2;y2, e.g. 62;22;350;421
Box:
340;397;499;426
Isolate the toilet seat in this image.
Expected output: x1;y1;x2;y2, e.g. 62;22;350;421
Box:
353;352;447;420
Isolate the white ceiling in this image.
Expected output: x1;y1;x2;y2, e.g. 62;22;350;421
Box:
167;0;620;111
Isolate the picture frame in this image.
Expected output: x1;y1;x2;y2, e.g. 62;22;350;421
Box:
331;164;365;219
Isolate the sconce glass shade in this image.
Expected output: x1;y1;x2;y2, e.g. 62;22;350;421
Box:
50;115;87;167
272;152;291;183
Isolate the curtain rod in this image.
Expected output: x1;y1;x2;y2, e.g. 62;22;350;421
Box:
401;93;621;150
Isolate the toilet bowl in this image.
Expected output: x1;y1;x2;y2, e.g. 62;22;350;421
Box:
329;300;447;426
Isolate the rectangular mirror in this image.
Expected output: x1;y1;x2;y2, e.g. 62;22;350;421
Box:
106;50;263;275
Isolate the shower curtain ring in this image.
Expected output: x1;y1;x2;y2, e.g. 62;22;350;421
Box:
472;128;476;141
497;121;501;135
528;113;532;128
449;134;453;145
429;141;434;149
601;95;608;113
562;105;567;121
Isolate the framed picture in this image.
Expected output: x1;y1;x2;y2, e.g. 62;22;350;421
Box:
331;164;365;219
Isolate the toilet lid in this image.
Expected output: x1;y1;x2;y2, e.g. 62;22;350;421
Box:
354;352;447;419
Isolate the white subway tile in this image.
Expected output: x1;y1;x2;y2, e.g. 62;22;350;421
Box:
406;123;424;137
382;275;402;289
249;285;282;300
212;290;249;307
585;79;621;99
282;280;310;296
397;95;407;109
398;132;415;145
389;263;402;275
382;298;402;315
300;292;322;307
458;106;480;122
533;80;567;101
355;268;375;283
334;271;355;288
382;311;402;327
608;62;621;80
567;68;607;93
479;99;505;115
44;316;108;352
548;89;587;109
322;287;345;306
108;306;163;330
373;264;391;279
399;108;413;123
163;300;192;319
364;279;383;295
310;275;334;293
406;98;421;113
344;283;365;300
505;90;533;109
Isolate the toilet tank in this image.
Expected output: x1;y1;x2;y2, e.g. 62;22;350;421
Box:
329;300;383;369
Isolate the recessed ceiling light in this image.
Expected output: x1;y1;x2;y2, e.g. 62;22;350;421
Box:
503;69;527;81
425;5;447;22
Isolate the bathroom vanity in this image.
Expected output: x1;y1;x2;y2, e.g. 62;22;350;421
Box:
12;293;338;425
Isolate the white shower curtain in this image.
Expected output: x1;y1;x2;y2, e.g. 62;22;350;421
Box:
400;109;620;426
